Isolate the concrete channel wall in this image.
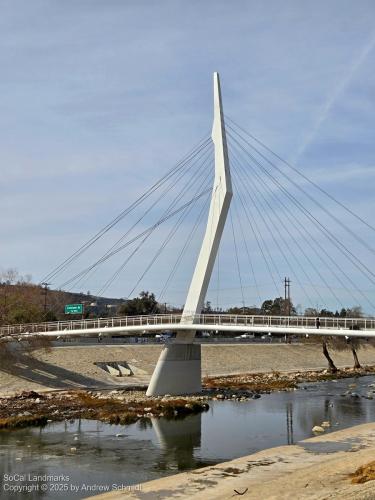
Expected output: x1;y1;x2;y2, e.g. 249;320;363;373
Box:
1;343;375;395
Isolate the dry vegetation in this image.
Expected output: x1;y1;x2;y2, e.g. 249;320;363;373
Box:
350;460;375;484
0;389;209;430
203;365;375;391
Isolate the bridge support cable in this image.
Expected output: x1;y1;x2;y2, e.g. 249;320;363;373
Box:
97;176;211;298
230;192;262;306
231;176;281;297
232;160;289;297
119;167;214;300
227;123;375;258
229;133;375;311
231;159;320;309
93;150;215;296
157;195;212;306
73;144;215;292
57;189;211;290
227;130;375;312
230;141;367;309
58;143;214;291
230;147;340;309
215;244;221;311
231;149;319;308
42;135;211;285
229;210;246;311
226;116;375;235
229;132;375;300
227;131;375;288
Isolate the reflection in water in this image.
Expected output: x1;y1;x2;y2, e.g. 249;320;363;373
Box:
152;414;201;470
0;375;374;499
286;402;293;445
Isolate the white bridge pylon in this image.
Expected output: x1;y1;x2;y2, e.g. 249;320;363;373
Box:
146;72;233;396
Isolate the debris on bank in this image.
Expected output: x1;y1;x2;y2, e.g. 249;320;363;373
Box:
203;365;375;394
1;365;374;430
0;389;209;430
350;460;375;484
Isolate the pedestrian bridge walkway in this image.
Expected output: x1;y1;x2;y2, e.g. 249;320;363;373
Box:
1;313;375;341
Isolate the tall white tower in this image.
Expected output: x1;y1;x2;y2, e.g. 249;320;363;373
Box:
146;73;232;396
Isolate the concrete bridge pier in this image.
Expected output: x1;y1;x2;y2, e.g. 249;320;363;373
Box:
146;342;201;396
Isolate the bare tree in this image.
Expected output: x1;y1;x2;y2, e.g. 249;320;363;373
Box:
342;306;364;369
321;337;338;373
331;336;362;369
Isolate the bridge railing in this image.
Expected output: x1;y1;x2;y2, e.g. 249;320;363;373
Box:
1;313;375;338
194;314;375;330
0;314;183;337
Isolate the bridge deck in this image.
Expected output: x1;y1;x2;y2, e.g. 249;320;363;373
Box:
1;313;375;340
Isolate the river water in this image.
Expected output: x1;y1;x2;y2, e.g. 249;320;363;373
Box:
1;375;375;499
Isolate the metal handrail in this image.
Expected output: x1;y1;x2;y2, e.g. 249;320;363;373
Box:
1;312;375;337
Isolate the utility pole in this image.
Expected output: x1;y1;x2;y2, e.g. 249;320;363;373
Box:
284;277;291;316
284;277;291;344
41;282;51;317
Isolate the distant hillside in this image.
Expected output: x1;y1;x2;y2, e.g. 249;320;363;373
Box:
0;282;126;325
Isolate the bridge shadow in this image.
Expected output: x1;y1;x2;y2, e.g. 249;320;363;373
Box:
0;351;111;390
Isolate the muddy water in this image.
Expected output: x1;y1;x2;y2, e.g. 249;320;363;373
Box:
1;375;375;499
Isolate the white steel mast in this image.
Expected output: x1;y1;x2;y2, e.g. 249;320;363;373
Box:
147;73;232;395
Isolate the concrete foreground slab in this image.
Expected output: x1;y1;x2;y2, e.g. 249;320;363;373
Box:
89;423;375;500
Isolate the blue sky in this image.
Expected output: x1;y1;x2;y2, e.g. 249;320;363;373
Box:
1;1;375;313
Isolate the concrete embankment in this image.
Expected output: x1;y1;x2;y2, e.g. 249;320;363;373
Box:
90;423;375;500
0;343;375;394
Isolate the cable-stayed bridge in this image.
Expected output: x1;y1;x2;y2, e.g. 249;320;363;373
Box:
3;73;375;395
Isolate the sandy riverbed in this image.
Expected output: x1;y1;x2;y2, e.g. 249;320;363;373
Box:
0;343;375;395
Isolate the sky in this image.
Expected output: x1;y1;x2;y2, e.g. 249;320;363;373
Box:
1;0;375;313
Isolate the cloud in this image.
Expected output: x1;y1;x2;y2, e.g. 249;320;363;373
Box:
294;32;375;162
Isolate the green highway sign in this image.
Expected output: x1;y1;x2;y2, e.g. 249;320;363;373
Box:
65;303;83;315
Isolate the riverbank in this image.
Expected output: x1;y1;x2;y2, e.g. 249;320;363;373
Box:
90;423;375;500
1;343;375;395
1;365;374;429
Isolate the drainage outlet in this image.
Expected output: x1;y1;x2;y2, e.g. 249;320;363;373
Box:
95;362;133;377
